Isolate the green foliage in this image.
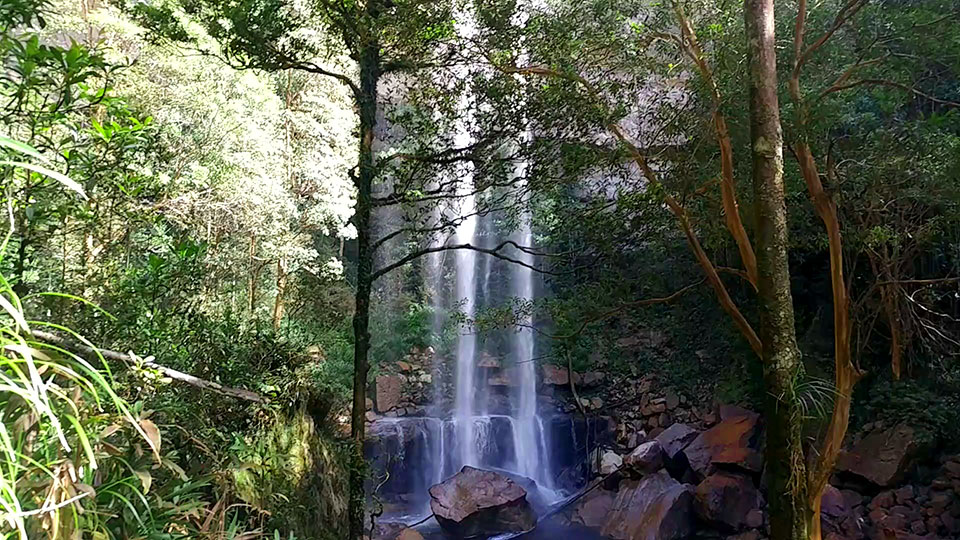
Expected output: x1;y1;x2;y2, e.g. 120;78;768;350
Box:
855;378;960;447
229;408;349;540
370;300;435;368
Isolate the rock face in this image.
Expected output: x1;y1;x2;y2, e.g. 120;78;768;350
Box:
571;489;615;529
376;375;403;413
624;440;665;476
542;365;570;386
694;471;762;532
837;424;920;487
682;413;762;479
428;466;537;538
600;470;695;540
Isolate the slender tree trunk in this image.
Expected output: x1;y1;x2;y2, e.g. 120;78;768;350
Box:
744;1;808;539
272;257;288;331
348;31;381;540
248;234;257;313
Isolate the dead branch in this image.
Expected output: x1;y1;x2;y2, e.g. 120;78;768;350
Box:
30;330;266;403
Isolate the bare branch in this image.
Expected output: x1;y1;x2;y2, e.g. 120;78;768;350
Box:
30;330;266;403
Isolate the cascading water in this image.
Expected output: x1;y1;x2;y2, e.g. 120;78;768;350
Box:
365;5;609;529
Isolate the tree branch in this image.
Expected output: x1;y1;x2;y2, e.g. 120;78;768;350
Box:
370;240;551;281
30;330;266;403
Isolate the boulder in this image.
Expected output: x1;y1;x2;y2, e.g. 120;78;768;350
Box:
600;470;695;540
624;440;665;476
682;414;762;479
600;450;623;475
837;424;920;487
571;489;615;529
718;404;758;422
477;354;501;369
542;365;569;385
395;529;424;540
428;466;537;538
694;471;762;532
376;375;403;413
655;423;699;462
577;371;605;387
395;360;413;372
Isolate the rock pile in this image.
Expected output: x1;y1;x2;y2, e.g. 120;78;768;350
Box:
370;347;434;419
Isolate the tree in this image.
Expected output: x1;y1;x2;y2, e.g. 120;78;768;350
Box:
488;0;959;537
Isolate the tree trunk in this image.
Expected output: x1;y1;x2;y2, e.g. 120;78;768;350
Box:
272;257;288;331
248;234;258;313
744;1;808;539
348;32;381;540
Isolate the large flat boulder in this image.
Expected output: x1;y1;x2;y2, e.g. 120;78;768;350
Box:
681;413;762;479
694;471;762;532
836;424;920;487
428;466;536;538
600;470;695;540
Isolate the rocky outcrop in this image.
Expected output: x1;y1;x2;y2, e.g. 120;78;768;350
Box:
543;365;569;386
836;424;920;487
694;471;762;532
428;466;537;538
600;470;695;540
681;413;762;479
375;375;403;413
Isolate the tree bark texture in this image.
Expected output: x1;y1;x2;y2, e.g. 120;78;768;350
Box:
744;1;808;539
348;30;380;540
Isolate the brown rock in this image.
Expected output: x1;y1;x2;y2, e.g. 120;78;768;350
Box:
428;466;536;538
837;424;920;487
895;485;914;505
719;404;758;422
542;365;569;385
376;375;403;413
682;414;763;479
600;470;694;540
477;354;501;369
909;520;926;535
745;509;764;529
871;491;896;509
578;371;605;387
942;512;959;534
655;423;700;461
571;489;615;529
488;373;517;387
665;390;680;410
624;440;665;475
694;471;762;532
365;411;378;422
395;361;413;372
841;489;865;509
395;529;423;540
366;398;374;411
